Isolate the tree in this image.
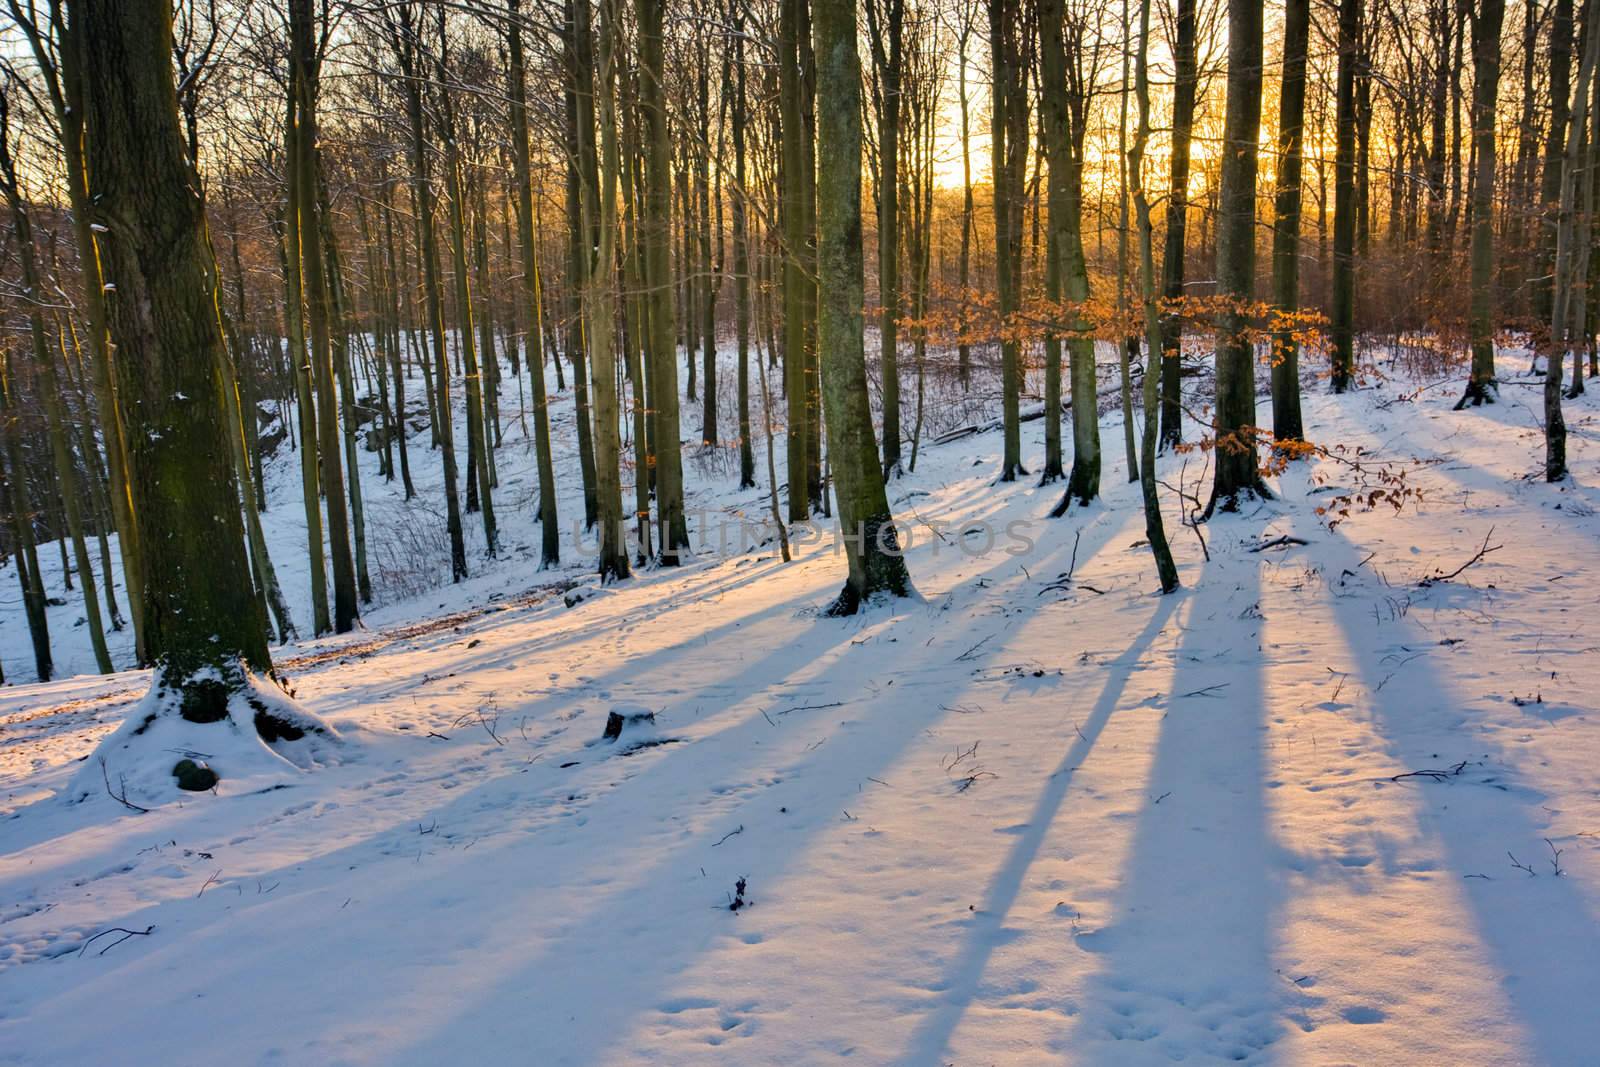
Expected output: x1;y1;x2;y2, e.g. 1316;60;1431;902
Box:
1044;0;1101;513
1037;0;1070;485
506;0;561;567
1269;0;1309;442
578;0;631;581
5;0;147;663
1208;0;1270;511
1158;0;1198;449
813;0;913;613
988;0;1030;482
73;0;332;796
290;0;359;632
1456;0;1507;408
1545;0;1600;479
0;352;50;681
0;95;112;673
1330;0;1359;393
1129;0;1179;591
430;12;497;558
639;0;690;558
1535;0;1577;332
780;0;812;520
866;0;906;478
731;0;756;490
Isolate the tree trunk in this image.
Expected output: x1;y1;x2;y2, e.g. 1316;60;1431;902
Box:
733;0;757;489
957;15;974;391
1331;0;1360;393
0;361;51;680
867;0;905;478
565;0;601;531
578;0;631;582
1130;0;1180;592
282;97;330;633
1536;0;1577;332
7;0;147;662
1208;0;1270;511
1456;0;1507;408
639;0;690;557
75;0;271;688
0;114;113;671
433;24;498;558
780;0;811;520
813;0;912;613
1046;0;1102;512
989;0;1028;482
292;0;358;631
1545;0;1600;478
1270;0;1309;440
507;0;560;567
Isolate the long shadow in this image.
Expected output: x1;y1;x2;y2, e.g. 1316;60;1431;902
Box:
1064;545;1281;1064
9;503;1115;1064
1316;520;1600;1064
898;591;1183;1064
382;493;1144;1061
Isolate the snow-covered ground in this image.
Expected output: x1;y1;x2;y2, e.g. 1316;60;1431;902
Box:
4;341;1600;1065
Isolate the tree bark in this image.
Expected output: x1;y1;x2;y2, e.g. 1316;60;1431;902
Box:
1130;0;1180;591
638;0;690;557
292;0;358;630
507;0;561;567
1331;0;1360;394
1208;0;1270;511
813;0;912;613
1456;0;1507;408
75;0;270;686
1270;0;1309;439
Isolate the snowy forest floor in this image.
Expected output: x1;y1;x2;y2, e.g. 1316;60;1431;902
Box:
4;343;1600;1065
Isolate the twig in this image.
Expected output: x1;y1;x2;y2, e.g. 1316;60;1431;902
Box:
776;701;845;716
196;870;223;897
1179;683;1229;699
1038;531;1083;596
1391;759;1470;783
955;635;993;661
77;925;154;958
1419;527;1503;587
99;758;149;814
1248;534;1309;553
713;825;745;847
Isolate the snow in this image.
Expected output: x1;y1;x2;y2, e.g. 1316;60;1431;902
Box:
3;340;1600;1064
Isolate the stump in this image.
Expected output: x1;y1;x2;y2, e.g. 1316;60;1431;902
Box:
603;708;656;742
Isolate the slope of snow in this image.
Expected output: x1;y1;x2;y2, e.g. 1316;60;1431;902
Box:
3;343;1600;1065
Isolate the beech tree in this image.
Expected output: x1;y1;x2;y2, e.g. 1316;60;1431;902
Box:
813;0;912;613
1208;0;1270;511
72;0;332;791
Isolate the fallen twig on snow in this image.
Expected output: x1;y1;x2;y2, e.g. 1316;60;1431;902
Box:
1390;759;1471;783
1248;534;1309;553
99;758;148;814
1418;527;1502;587
77;925;154;958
